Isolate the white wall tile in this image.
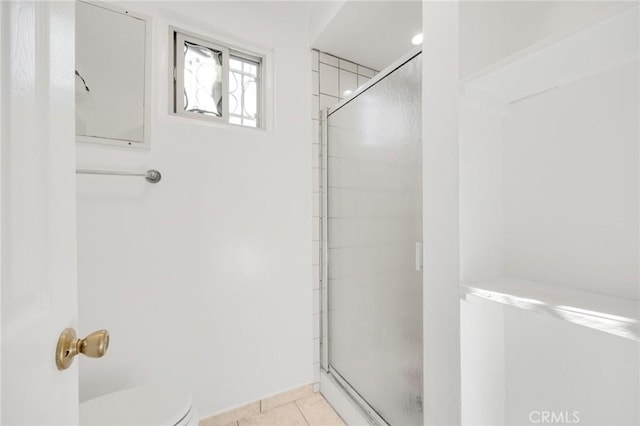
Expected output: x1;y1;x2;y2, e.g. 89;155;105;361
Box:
313;192;320;217
312;313;320;338
319;52;338;67
357;74;371;88
313;216;320;239
312;265;320;290
312;121;320;144
312;144;320;168
311;95;319;120
312;167;320;190
312;289;320;314
312;241;320;266
357;65;374;77
319;94;339;112
339;59;357;73
339;70;358;98
311;50;319;71
312;71;319;95
309;51;385;391
319;63;339;97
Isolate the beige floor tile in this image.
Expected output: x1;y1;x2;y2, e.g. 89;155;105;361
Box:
200;402;260;426
239;402;308;426
261;385;314;412
296;393;345;426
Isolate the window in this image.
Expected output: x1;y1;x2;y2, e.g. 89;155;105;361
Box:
171;29;263;128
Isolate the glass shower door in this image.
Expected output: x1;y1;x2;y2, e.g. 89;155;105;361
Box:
326;53;423;425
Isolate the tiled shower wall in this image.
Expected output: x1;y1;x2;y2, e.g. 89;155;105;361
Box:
310;49;378;390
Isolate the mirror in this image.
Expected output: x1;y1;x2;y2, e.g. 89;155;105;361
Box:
75;1;151;148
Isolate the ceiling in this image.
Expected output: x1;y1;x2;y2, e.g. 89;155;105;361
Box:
310;1;422;71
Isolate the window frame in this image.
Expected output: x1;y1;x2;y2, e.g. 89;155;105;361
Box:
170;27;265;129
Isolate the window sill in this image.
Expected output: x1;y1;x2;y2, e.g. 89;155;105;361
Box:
166;112;266;132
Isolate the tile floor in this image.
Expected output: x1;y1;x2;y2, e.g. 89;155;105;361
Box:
200;385;345;426
235;393;344;426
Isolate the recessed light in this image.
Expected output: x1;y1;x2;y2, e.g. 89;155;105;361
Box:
343;90;353;96
411;33;423;45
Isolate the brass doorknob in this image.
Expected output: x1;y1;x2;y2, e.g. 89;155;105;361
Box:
56;328;109;370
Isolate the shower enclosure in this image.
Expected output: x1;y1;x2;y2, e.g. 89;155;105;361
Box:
321;50;422;425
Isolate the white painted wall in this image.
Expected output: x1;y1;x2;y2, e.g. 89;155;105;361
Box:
463;298;640;426
308;1;344;47
76;1;313;419
459;98;504;284
503;61;639;300
422;2;461;425
504;306;639;426
459;100;505;425
311;1;422;71
459;6;639;425
459;1;636;78
460;7;639;300
460;296;505;426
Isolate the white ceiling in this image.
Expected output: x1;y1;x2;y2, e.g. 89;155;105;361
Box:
310;1;422;71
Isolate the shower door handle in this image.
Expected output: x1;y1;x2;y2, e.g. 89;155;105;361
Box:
415;242;423;271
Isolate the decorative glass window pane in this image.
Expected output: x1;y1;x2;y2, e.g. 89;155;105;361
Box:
229;54;260;127
183;41;223;117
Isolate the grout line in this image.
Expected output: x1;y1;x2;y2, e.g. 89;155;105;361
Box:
294;399;312;426
337;66;341;100
319;61;338;69
339;68;357;77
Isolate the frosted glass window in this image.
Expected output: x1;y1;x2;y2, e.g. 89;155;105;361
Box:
183;41;223;117
172;29;263;128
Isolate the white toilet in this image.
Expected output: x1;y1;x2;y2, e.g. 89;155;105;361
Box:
80;385;199;426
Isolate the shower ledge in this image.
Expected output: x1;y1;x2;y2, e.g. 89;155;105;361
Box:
460;276;639;341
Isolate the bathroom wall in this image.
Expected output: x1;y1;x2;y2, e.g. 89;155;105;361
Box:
460;6;639;299
503;61;638;299
76;1;313;418
503;305;639;426
422;2;461;424
310;49;377;390
459;1;635;78
459;6;639;425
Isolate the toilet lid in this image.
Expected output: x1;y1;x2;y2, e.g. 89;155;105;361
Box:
80;385;192;426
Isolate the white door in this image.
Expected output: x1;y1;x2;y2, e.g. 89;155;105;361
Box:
1;1;78;424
